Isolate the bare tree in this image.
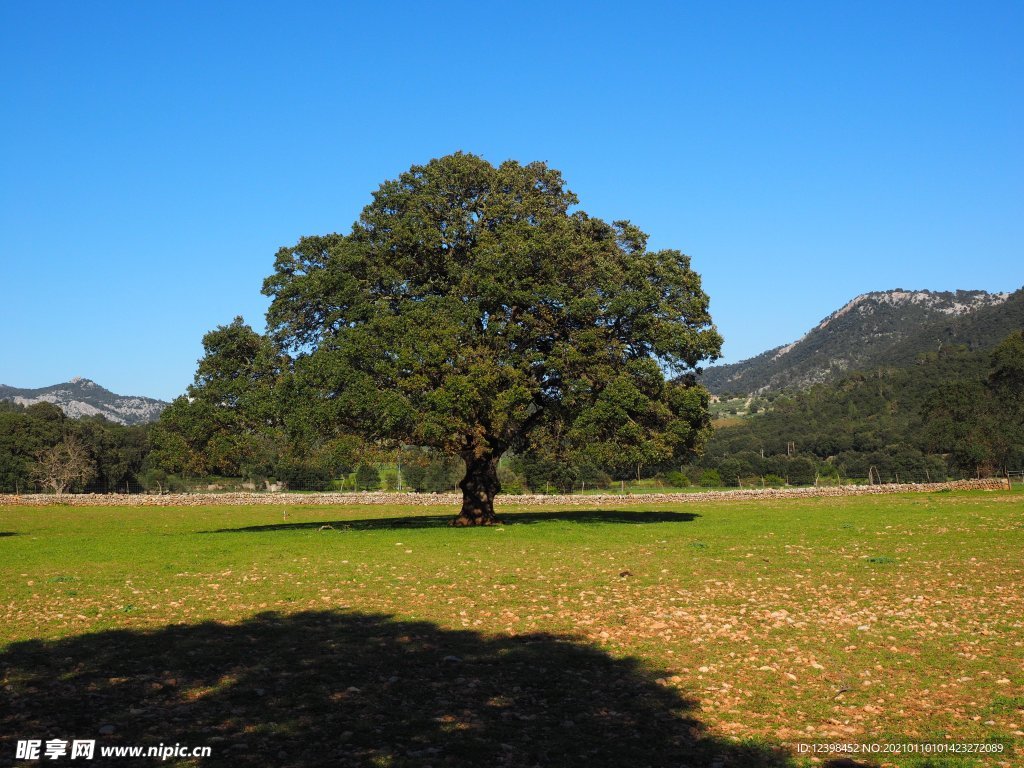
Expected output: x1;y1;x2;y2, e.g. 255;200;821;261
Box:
32;438;96;495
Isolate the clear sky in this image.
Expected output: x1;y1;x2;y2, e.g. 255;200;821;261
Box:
2;1;1021;401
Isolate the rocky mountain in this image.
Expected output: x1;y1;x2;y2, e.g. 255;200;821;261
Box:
702;287;1024;395
0;377;168;425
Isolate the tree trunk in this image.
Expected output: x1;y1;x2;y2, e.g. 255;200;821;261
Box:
453;451;502;526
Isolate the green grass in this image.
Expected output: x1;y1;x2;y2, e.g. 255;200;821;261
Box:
1;490;1022;767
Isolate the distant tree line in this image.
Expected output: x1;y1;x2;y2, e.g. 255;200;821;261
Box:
0;401;150;493
693;331;1024;484
3;330;1019;495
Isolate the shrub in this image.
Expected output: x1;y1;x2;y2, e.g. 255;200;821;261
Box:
578;464;612;490
718;458;742;486
355;464;381;491
684;465;705;486
497;465;525;495
787;456;817;486
423;458;461;493
140;469;187;493
401;462;427;491
663;470;690;488
699;469;722;487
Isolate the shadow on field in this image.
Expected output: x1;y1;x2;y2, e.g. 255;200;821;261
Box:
0;610;793;768
208;509;699;534
0;532;16;538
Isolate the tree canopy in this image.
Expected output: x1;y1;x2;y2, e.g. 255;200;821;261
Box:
0;401;151;494
150;318;285;480
262;153;721;524
150;317;365;489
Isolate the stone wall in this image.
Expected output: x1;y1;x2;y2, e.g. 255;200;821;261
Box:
0;478;1010;507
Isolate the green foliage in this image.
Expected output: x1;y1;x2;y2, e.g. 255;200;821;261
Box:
505;451;607;494
0;401;150;493
989;330;1024;402
508;450;558;493
355;464;381;491
988;331;1024;470
716;458;742;486
699;469;722;487
0;401;63;492
381;469;399;491
579;465;614;490
662;470;691;488
148;317;368;489
150;318;287;479
75;415;150;492
786;456;817;485
700;335;1024;481
496;464;526;494
400;447;462;493
137;468;187;493
816;462;841;484
261;153;721;508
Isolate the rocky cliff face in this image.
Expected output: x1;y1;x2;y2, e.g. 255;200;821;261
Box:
0;377;168;425
702;288;1023;395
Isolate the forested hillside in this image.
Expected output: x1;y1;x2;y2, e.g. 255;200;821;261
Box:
696;332;1024;483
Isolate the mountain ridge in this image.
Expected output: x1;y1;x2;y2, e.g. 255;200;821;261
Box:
0;378;168;426
702;287;1024;395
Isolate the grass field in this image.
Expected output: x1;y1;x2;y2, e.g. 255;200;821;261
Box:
1;490;1022;767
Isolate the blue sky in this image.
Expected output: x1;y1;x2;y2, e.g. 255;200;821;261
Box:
2;2;1021;401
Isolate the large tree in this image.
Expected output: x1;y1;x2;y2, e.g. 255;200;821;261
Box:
151;318;288;479
263;153;722;524
152;317;364;488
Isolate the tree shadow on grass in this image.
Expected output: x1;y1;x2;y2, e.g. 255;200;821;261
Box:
207;509;699;534
0;610;794;767
0;532;16;537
